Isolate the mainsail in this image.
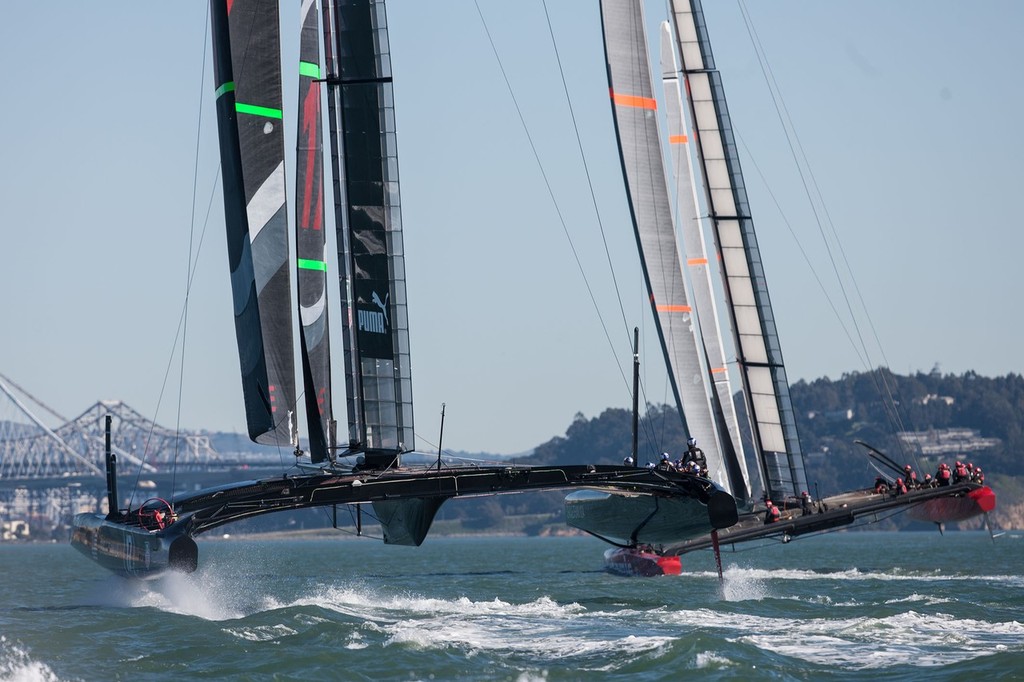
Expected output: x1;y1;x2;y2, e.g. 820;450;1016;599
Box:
210;0;297;446
669;0;808;501
599;0;728;488
322;0;414;467
296;0;334;463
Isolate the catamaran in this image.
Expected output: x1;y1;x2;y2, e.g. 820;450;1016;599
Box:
70;0;738;579
564;0;995;576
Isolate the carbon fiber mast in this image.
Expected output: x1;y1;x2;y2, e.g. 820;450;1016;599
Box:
321;0;413;469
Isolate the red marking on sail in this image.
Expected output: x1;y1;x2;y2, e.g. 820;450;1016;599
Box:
226;0;234;14
611;89;657;110
669;134;688;144
299;84;323;231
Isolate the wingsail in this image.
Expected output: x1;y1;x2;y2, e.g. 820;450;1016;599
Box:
210;0;297;447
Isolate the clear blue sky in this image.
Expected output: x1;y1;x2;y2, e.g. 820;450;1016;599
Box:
1;1;1021;455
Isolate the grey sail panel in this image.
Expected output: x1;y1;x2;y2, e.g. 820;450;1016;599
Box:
210;0;296;446
599;0;726;489
296;0;333;463
669;0;807;500
323;0;413;465
659;22;751;505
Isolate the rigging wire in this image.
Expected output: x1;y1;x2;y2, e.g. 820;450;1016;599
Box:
128;9;219;510
474;1;637;400
736;0;920;469
474;2;691;461
541;1;680;459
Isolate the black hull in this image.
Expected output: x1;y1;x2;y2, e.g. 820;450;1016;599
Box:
70;514;198;579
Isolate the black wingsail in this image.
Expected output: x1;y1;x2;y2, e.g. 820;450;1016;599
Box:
322;0;414;468
296;0;333;463
210;0;297;446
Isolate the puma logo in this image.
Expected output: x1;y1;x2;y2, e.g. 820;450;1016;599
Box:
358;291;389;334
371;291;389;324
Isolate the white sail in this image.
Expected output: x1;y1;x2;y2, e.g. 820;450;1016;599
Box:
599;0;730;490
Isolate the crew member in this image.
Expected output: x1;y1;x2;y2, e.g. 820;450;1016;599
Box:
800;491;813;516
683;438;707;477
656;452;676;472
764;500;781;524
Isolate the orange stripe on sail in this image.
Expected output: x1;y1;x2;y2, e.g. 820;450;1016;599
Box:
611;89;657;110
669;134;688;144
656;304;692;313
710;367;728;374
687;257;708;266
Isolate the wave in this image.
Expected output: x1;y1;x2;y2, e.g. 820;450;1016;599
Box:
0;637;68;682
689;564;1024;587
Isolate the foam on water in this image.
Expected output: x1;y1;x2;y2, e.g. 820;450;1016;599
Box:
0;638;66;682
278;584;673;661
719;565;769;601
86;564;285;621
693;564;1024;587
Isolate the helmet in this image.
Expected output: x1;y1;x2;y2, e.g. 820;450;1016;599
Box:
904;464;912;471
661;452;670;460
623;456;634;465
687;438;697;447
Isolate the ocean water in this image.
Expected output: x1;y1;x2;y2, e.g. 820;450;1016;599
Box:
0;531;1022;680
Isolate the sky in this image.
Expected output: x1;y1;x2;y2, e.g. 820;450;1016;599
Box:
1;1;1021;455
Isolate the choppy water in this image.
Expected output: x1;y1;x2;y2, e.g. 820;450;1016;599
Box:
1;531;1022;680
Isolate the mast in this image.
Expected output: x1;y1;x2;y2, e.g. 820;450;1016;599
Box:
321;0;414;468
296;0;334;463
659;21;751;505
209;0;297;447
669;0;808;501
599;0;729;491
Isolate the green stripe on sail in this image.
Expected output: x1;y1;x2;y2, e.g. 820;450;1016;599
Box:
299;61;321;79
297;259;327;272
215;81;235;99
235;102;283;119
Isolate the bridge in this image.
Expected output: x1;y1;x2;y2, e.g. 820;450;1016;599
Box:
0;374;280;540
